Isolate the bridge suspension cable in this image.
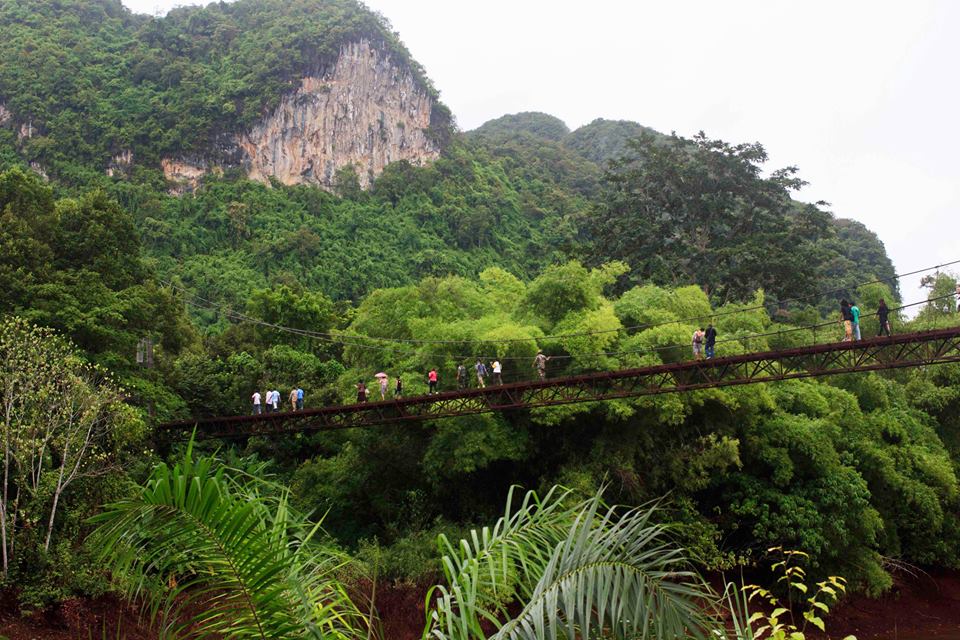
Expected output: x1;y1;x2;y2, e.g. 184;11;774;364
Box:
160;257;960;357
161;323;960;439
166;286;958;397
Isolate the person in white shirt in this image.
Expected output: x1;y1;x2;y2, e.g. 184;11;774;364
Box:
270;389;280;412
492;360;502;385
251;391;262;415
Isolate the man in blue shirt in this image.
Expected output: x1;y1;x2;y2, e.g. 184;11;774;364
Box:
296;387;304;410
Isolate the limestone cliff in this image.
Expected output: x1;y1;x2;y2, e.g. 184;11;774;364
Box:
162;40;441;193
161;158;210;195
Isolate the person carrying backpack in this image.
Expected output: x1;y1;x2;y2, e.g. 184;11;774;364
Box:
533;350;550;380
475;359;487;388
692;328;705;360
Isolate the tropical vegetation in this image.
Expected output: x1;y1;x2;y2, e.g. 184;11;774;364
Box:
92;446;857;639
0;0;957;636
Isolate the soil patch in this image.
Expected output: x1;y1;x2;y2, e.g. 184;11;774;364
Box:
3;570;960;639
820;568;960;639
0;593;154;640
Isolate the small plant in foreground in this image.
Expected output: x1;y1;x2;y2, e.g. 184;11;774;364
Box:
724;547;855;640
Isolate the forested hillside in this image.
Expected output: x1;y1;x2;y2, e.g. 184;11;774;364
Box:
2;0;953;633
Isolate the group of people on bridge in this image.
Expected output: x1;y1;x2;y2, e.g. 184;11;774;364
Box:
247;288;960;415
251;387;303;414
840;299;891;342
352;350;554;403
691;324;718;360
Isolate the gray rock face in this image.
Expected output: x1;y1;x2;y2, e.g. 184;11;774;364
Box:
162;40;439;193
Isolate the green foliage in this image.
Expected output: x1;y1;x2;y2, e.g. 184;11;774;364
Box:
0;0;953;615
470;112;571;142
140;144;579;309
562;118;660;165
524;261;602;326
722;548;856;640
0;0;448;175
314;262;960;597
0;168;194;419
0;316;146;612
425;486;714;640
589;132;895;303
90;444;367;639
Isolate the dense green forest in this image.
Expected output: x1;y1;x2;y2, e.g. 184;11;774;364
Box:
0;0;957;635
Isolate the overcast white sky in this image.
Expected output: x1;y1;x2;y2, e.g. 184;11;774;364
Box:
122;0;960;301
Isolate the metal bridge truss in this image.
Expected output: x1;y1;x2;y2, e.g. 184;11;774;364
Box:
161;326;960;440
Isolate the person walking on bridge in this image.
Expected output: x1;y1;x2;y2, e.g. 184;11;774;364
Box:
356;380;367;403
270;389;280;413
457;364;468;390
850;301;862;341
692;328;705;360
877;300;891;337
534;350;550;380
375;373;389;400
395;375;403;398
428;368;438;395
956;282;960;312
296;387;304;410
252;390;262;415
475;359;487;388
705;324;717;359
840;300;853;342
492;359;502;385
289;388;298;412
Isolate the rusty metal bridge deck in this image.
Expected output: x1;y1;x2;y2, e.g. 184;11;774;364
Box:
160;326;960;439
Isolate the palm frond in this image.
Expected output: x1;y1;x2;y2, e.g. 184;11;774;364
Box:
426;487;716;640
89;446;365;640
425;485;579;639
492;497;714;640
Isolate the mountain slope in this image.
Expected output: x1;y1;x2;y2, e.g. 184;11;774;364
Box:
0;0;451;189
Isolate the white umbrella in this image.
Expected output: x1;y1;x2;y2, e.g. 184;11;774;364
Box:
374;372;388;379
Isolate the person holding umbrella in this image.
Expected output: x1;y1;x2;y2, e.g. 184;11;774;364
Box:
375;372;389;400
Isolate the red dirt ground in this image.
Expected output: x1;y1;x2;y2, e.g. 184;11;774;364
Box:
2;571;959;639
0;593;154;639
817;569;960;640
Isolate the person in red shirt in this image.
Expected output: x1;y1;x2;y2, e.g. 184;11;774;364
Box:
428;368;438;395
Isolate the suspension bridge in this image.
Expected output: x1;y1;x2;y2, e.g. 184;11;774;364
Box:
161;324;960;439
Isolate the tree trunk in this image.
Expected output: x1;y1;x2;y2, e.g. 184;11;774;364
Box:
44;485;63;553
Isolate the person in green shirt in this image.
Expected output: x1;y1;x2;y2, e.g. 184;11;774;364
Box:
850;301;862;341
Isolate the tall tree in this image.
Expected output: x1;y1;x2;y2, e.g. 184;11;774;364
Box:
590;132;833;303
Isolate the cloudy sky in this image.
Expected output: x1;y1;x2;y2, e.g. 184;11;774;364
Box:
121;0;960;302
